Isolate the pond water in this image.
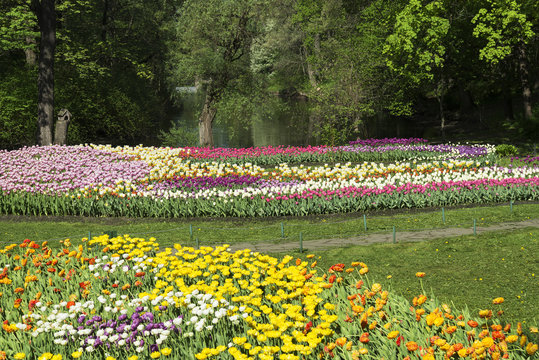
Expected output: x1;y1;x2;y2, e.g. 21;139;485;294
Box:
172;90;317;148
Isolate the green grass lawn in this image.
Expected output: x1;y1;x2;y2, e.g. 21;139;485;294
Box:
1;202;537;249
285;227;539;326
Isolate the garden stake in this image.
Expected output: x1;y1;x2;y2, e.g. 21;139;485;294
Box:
281;222;285;238
189;224;193;241
392;226;396;244
442;207;445;223
196;237;199;249
363;214;367;231
88;231;91;242
473;219;477;236
299;232;303;253
510;200;513;213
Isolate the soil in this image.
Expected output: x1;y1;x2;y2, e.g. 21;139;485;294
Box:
222;217;539;253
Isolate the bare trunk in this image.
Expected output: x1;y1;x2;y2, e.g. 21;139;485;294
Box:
24;36;37;66
199;94;217;148
306;110;320;145
102;0;108;41
503;92;514;123
36;0;56;146
518;44;533;121
458;86;474;119
54;109;71;145
437;94;446;141
436;76;446;141
306;60;317;88
303;33;320;89
304;33;321;144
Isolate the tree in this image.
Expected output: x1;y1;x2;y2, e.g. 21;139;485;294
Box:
1;0;178;147
0;0;56;145
0;1;39;66
471;0;535;121
169;0;263;147
384;0;450;138
31;0;56;145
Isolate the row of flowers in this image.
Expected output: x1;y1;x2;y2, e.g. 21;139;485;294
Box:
0;141;535;217
0;235;537;359
95;141;495;166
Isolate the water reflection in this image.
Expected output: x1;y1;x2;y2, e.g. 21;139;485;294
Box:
172;90;316;148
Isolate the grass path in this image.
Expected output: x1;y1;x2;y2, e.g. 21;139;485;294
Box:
221;217;539;252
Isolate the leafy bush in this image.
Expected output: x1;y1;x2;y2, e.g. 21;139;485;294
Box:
158;123;199;147
495;144;518;157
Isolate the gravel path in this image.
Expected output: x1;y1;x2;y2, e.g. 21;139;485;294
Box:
221;218;539;253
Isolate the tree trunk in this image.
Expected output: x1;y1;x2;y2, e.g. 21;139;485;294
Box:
438;96;445;140
101;0;108;41
503;91;514;123
304;46;318;89
36;0;56;146
306;110;320;145
24;36;37;66
436;77;446;141
518;44;533;121
458;86;474;119
303;33;320;89
199;93;217;148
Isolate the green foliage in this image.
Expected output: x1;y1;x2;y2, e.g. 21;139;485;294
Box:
55;73;163;145
158;123;199;147
0;2;38;52
0;0;177;148
170;0;262;89
0;64;36;148
0;182;536;218
384;0;450;83
0;0;538;146
495;144;518;156
472;0;535;64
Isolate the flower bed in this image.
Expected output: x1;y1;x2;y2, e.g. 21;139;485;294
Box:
0;235;537;359
0;141;537;217
101;141;494;166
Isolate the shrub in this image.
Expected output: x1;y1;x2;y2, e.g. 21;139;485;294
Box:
495;144;518;157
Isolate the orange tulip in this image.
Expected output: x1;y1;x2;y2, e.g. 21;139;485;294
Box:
359;333;370;343
406;341;418;351
335;337;347;347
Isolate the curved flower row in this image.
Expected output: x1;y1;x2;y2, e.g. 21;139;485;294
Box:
0;143;536;217
0;235;537;359
94;141;495;166
349;137;428;146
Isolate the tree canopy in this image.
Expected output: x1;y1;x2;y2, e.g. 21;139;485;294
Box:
0;0;537;148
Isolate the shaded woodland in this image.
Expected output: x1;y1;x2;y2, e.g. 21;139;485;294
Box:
1;0;537;149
